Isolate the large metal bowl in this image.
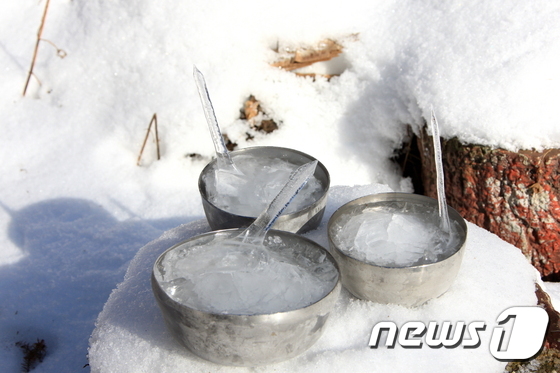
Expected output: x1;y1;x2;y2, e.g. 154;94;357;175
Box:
327;193;467;308
198;146;330;234
151;228;341;366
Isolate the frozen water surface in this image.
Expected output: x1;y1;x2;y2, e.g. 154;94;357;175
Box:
333;202;464;267
154;232;338;315
203;154;324;216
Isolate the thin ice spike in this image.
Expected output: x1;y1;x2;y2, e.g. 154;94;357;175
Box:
193;66;237;172
430;108;451;233
238;160;318;245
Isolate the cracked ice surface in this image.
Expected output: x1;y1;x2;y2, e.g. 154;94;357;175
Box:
154;232;338;315
203;155;324;217
332;204;463;267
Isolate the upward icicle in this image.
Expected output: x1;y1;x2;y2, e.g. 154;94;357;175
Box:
430;108;451;233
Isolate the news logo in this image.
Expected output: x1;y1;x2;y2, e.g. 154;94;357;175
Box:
369;306;549;361
490;306;549;360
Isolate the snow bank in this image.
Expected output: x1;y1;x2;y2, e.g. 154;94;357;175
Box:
89;185;540;373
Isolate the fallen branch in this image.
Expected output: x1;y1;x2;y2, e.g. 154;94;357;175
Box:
137;113;161;166
270;39;343;72
23;0;51;96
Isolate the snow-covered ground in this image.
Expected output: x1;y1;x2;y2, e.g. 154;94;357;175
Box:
1;0;560;372
89;185;541;373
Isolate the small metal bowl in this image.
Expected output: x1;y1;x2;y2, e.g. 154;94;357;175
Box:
327;193;467;308
152;228;341;367
198;146;330;234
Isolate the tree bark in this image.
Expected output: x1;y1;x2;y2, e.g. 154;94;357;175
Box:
417;127;560;279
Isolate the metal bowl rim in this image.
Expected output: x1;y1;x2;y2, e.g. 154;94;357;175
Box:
327;192;468;270
197;146;331;221
152;227;341;319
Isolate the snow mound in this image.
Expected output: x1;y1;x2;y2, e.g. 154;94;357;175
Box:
89;185;540;373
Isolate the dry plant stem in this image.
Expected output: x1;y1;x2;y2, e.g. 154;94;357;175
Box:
39;38;67;58
137;114;160;166
23;0;51;96
154;114;160;160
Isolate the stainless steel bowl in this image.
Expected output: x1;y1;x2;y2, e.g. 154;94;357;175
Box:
327;193;467;308
198;146;330;234
152;228;341;366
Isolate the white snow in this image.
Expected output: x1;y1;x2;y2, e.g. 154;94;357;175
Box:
89;185;540;373
1;0;560;372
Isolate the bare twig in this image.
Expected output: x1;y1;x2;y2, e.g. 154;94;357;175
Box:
154;114;160;160
39;38;67;58
137;114;161;166
23;0;51;96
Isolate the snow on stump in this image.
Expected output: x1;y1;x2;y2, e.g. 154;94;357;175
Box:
417;127;560;280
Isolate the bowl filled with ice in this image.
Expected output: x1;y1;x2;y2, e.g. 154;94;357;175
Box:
151;228;341;366
327;192;467;308
198;146;330;233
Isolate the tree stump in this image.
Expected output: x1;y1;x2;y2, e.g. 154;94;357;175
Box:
417;127;560;280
